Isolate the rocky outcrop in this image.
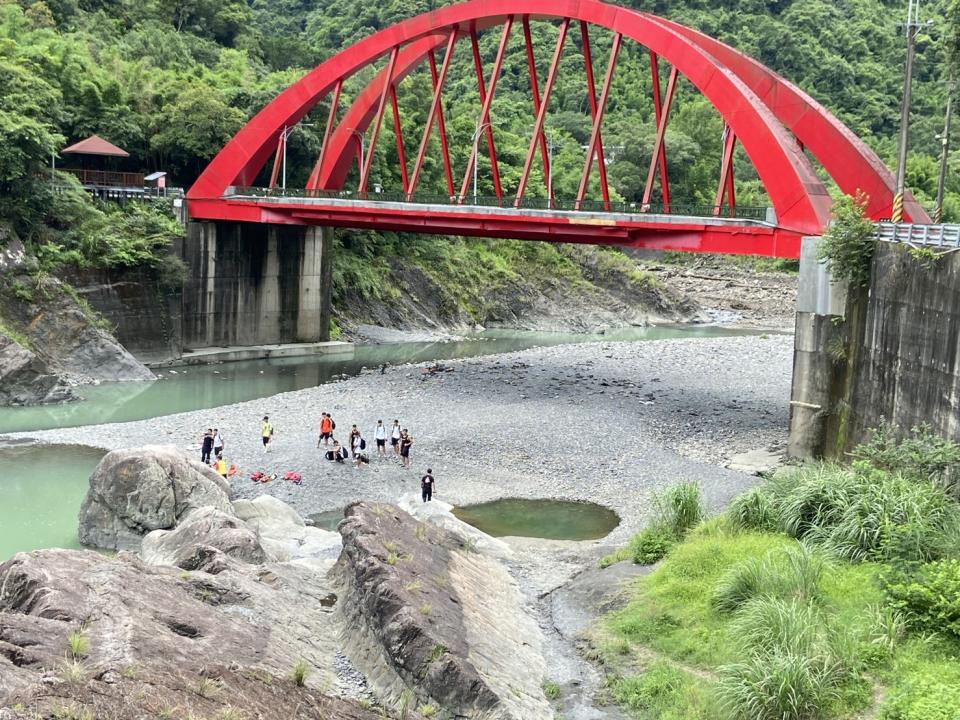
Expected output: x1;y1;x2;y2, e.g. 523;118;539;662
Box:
335;502;550;720
0;549;378;720
78;445;232;551
0;231;153;407
234;495;344;562
0;333;75;405
140;505;268;568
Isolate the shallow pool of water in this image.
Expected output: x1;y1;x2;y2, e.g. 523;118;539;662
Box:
309;509;346;532
452;498;620;541
0;444;106;560
0;326;758;434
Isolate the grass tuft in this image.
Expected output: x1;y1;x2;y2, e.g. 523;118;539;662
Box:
290;659;309;687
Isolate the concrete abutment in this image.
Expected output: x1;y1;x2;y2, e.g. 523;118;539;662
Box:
182;221;333;348
789;236;960;459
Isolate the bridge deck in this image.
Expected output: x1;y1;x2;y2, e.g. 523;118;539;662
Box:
187;189;804;258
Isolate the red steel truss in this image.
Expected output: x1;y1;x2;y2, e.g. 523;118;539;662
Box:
188;0;930;260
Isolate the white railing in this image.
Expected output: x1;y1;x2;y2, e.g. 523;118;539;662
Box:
875;222;960;248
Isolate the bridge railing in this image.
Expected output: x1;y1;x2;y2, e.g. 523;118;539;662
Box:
876;222;960;248
229;187;770;221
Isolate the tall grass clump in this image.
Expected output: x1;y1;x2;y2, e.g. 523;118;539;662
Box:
728;486;779;532
712;543;824;613
717;651;843;720
601;482;705;567
779;465;957;562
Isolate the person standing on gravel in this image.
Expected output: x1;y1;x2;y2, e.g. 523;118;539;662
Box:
349;424;361;458
213;428;224;458
318;413;333;448
391;420;402;460
200;428;214;464
374;420;387;459
261;416;274;453
421;469;435;502
400;429;413;469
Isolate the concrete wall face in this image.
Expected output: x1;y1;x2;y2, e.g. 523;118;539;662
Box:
182;221;331;348
848;242;960;446
62;265;183;363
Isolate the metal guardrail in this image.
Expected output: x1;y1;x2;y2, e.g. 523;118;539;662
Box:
876;222;960;248
229;186;770;221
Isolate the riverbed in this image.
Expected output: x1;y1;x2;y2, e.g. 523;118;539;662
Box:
4;334;793;555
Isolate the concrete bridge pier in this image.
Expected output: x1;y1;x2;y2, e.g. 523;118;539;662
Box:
788;237;856;460
181;221;333;348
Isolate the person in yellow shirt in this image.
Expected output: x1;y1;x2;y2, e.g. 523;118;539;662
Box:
261;415;274;453
213;453;228;478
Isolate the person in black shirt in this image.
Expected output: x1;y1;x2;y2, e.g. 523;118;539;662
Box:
200;428;214;464
421;469;434;502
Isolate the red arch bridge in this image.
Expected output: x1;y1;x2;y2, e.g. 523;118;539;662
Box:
186;0;930;259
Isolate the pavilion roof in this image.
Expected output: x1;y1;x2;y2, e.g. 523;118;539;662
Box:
61;134;130;157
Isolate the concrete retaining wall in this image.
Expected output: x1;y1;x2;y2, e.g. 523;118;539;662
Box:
846;242;960;446
62;265;183;363
182;222;332;348
789;239;960;458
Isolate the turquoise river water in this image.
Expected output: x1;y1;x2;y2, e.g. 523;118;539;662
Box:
0;326;756;560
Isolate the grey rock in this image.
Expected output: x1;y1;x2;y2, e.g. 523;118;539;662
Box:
0;333;76;405
78;445;233;551
141;506;267;567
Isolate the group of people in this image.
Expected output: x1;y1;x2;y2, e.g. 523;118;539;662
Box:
196;413;436;502
199;427;233;478
317;414;415;470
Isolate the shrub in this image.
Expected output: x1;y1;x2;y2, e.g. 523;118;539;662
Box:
817;191;876;289
880;670;960;720
67;631;88;659
717;652;843;720
629;523;676;565
882;559;960;638
712;544;823;614
852;421;960;497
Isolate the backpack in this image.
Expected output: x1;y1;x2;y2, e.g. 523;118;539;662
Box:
360;438;366;450
331;420;336;430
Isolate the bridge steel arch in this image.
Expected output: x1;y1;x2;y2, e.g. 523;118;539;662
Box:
188;0;925;254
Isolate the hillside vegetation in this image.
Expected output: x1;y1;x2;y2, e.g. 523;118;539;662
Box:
1;0;958;319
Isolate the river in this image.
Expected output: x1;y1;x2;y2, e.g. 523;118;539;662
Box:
0;325;761;560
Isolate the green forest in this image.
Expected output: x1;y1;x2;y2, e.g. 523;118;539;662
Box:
1;0;958;297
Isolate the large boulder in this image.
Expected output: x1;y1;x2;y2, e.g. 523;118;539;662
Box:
0;333;76;405
78;445;232;551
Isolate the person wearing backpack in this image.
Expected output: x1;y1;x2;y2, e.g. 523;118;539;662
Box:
349;425;361;458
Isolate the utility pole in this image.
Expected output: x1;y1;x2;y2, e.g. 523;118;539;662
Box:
892;0;922;223
935;81;954;223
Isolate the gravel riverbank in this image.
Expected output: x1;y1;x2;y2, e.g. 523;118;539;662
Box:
8;334;793;546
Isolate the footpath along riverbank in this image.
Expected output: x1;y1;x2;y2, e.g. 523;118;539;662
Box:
7;334;793;544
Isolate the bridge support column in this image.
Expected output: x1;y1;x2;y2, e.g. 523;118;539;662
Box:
787;237;867;460
182;221;333;349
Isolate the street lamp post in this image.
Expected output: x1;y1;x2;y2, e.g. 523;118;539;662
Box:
471;122;491;205
893;0;923;223
935;83;954;223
